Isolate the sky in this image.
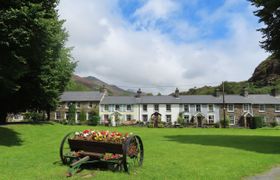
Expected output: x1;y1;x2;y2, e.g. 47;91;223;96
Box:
58;0;268;95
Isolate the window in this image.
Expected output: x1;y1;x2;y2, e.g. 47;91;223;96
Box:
127;105;132;111
87;112;93;120
184;104;189;112
142;115;148;122
227;104;234;112
275;105;280;112
208;115;214;123
166;104;171;111
76;112;80;120
184;115;190;123
55;112;61;120
89;102;93;108
259;104;265;112
154;104;159;111
115;105;120;111
126;115;132;121
196;104;201;112
65;112;69;120
143;104;147;111
166;115;172;123
104;105;109;111
229;114;235;125
76;102;80;108
208;104;214;112
243;104;249;112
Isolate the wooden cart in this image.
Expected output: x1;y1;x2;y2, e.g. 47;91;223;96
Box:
59;132;144;176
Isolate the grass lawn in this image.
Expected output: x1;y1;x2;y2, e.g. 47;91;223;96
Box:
1;123;280;180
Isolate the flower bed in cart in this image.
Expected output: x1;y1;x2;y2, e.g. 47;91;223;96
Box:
72;130;134;160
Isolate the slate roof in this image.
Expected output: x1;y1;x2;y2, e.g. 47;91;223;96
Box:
247;94;280;104
99;94;280;105
60;91;103;102
100;96;137;104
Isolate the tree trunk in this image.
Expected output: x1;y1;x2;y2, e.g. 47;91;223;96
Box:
0;112;7;124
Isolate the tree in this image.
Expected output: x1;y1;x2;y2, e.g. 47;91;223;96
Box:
0;1;75;123
249;0;280;57
68;103;76;125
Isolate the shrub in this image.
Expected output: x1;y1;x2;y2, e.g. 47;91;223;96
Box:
250;116;264;129
88;115;100;126
214;122;220;128
23;112;44;122
220;117;229;128
270;121;278;127
79;110;87;124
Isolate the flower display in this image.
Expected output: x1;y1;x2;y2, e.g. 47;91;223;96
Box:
73;129;132;144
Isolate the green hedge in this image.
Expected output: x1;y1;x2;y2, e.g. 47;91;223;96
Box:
250;116;264;129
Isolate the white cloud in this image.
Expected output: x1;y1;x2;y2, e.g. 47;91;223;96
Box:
58;0;268;94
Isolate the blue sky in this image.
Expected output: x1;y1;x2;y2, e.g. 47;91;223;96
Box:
58;0;267;94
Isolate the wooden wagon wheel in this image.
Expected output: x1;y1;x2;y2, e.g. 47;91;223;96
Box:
59;132;76;165
122;135;144;173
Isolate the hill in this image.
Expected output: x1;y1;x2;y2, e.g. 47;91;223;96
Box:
180;55;280;95
65;75;135;96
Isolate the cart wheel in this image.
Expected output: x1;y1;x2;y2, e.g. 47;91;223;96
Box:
60;132;76;165
122;135;144;173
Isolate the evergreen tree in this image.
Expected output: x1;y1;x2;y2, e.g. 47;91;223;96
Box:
250;0;280;57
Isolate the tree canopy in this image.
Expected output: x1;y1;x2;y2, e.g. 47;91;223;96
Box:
250;0;280;57
0;0;75;123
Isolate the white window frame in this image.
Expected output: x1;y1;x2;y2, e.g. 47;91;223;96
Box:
208;104;214;112
229;114;235;125
184;104;189;112
275;105;280;112
208;115;215;123
154;104;159;111
184;115;190;123
127;104;132;111
227;104;234;112
142;114;148;122
166;104;171;112
243;104;249;112
143;104;147;111
104;105;109;111
259;104;266;112
166;115;172;123
115;104;120;111
196;104;201;112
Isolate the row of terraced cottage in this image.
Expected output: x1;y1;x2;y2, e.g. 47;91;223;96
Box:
50;88;280;127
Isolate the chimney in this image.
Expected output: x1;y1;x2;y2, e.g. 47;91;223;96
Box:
214;88;221;97
271;87;280;97
241;87;249;97
135;88;142;98
100;85;108;95
174;88;180;98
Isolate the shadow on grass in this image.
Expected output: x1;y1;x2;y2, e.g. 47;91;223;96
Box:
6;121;55;125
164;135;280;154
0;127;22;146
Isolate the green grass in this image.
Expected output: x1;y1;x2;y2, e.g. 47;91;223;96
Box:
1;123;280;180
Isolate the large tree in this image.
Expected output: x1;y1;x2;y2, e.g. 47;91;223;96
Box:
0;0;75;123
250;0;280;57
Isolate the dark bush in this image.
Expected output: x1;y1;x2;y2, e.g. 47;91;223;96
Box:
88;115;100;126
249;116;264;129
270;121;278;127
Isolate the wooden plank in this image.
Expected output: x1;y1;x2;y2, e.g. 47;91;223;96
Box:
68;139;124;154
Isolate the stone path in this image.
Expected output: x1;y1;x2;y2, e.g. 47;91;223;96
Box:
245;167;280;180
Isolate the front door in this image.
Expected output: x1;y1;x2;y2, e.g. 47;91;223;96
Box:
197;116;202;127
